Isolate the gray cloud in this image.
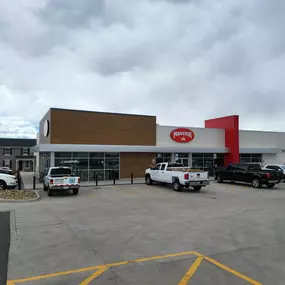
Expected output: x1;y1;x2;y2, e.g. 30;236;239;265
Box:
0;0;285;138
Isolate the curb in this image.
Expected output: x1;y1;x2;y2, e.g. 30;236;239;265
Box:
0;190;41;203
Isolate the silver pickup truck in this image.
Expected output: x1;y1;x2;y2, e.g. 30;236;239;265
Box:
43;167;80;196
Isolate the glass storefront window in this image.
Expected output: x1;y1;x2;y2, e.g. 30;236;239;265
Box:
192;157;204;168
240;153;262;163
105;152;119;158
89;159;104;169
72;152;88;158
156;153;172;163
105;159;119;169
76;170;88;181
88;170;104;181
55;152;72;158
175;153;189;158
192;153;203;158
89;152;104;158
105;170;119;180
203;153;214;158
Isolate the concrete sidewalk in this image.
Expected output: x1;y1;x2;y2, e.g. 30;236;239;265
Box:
20;172;145;190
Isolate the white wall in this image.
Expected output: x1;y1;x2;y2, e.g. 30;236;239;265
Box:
156;125;225;148
240;130;285;148
263;153;285;164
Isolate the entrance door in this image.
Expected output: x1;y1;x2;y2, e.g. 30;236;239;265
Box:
177;158;189;167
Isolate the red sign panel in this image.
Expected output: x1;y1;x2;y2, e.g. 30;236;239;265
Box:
170;128;195;143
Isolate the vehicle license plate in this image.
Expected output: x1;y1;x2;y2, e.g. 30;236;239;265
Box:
63;186;69;190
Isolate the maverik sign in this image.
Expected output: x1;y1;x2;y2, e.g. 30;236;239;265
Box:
170;128;195;143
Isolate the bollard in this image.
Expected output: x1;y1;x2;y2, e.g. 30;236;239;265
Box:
113;171;116;185
95;174;98;186
18;176;22;190
33;174;35;189
131;173;133;184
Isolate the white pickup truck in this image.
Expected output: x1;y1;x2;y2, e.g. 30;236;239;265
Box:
145;162;209;191
0;172;18;190
43;167;80;196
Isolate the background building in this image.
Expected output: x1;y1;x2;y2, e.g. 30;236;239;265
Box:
0;138;37;172
32;108;285;181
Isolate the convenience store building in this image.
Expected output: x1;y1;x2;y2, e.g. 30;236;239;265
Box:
32;108;285;181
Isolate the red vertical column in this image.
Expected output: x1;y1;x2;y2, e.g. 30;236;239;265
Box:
205;115;239;166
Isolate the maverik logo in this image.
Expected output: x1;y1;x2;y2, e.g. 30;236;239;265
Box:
170;128;195;143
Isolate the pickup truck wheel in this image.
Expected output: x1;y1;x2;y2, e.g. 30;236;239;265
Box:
0;180;7;190
252;178;261;188
193;186;202;191
48;187;54;196
173;180;182;192
266;183;275;188
43;183;48;191
145;175;153;185
73;189;79;195
217;175;223;183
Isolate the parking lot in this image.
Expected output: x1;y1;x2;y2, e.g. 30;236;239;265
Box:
2;181;285;284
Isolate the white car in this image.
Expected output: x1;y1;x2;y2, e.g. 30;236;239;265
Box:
0;173;18;190
263;164;285;181
145;162;209;191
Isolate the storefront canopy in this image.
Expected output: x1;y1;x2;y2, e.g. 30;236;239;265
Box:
32;144;229;154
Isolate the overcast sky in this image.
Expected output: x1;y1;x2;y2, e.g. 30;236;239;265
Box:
0;0;285;138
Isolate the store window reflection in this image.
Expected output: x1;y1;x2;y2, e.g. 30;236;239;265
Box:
52;152;120;181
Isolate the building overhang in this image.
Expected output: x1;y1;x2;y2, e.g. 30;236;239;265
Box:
31;144;229;154
239;148;282;154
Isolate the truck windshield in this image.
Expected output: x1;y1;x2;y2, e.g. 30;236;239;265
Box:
50;168;71;177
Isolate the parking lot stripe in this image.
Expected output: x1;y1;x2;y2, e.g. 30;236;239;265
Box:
203;256;263;285
178;257;203;285
9;250;262;284
9;251;197;283
79;267;108;285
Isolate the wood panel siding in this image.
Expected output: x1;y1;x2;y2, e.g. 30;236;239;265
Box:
39;109;51;144
120;152;155;178
50;109;156;146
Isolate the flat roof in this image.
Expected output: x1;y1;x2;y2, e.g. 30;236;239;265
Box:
49;107;156;118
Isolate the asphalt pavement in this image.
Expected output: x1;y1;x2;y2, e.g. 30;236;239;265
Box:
3;182;285;284
0;211;10;285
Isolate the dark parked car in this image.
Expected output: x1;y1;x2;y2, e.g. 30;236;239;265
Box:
216;163;282;188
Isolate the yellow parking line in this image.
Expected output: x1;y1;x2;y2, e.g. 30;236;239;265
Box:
79;267;108;285
204;256;263;285
8;250;263;285
10;251;197;283
178;257;203;285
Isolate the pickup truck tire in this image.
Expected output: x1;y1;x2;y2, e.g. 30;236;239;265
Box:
252;178;261;188
43;183;48;191
0;180;7;190
217;175;223;183
47;187;54;196
173;180;182;192
266;183;275;188
145;175;153;185
73;189;79;195
193;186;202;191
